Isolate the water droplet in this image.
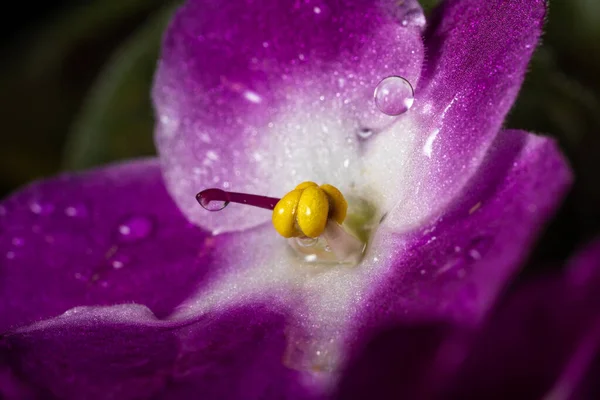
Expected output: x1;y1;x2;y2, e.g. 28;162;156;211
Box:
110;253;131;270
29;201;55;215
304;254;318;262
324;245;332;252
64;203;89;218
6;251;15;260
466;235;492;261
374;76;414;116
296;237;318;247
74;272;87;281
11;237;24;247
0;205;6;216
400;9;426;29
117;215;154;243
356;128;373;139
196;188;230;211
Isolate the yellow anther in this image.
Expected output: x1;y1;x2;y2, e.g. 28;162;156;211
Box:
296;185;329;238
272;189;303;238
319;184;347;224
295;181;318;190
272;183;348;238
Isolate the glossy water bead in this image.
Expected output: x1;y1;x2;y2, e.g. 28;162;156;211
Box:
373;76;415;116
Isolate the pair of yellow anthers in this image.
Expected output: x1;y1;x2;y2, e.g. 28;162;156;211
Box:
272;181;348;239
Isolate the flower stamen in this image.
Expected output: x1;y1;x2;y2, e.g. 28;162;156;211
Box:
196;182;366;264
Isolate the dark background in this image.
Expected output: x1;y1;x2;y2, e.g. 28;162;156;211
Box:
1;0;598;270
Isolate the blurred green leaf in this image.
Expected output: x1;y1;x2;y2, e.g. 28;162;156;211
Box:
507;48;600;153
62;5;176;170
419;0;440;13
0;0;166;194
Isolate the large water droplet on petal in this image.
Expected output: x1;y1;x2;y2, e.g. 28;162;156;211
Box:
117;215;154;243
374;76;414;116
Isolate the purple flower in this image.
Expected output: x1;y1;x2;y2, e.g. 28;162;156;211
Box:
0;0;578;398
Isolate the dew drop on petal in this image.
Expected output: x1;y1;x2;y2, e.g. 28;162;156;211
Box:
64;203;89;218
11;237;25;247
29;200;55;215
356;128;374;139
109;253;131;270
400;9;426;29
466;235;492;261
117;215;154;243
373;76;414;116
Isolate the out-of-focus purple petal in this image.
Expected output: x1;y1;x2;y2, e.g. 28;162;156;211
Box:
153;0;425;234
2;305;179;400
2;304;315;400
0;353;40;400
446;240;600;400
359;130;570;327
335;322;466;399
389;0;547;228
335;241;600;400
0;159;216;332
156;305;314;399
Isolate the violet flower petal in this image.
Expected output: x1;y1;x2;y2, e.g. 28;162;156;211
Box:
335;322;466;399
386;0;547;230
2;305;180;400
0;159;215;332
153;0;425;234
335;241;600;400
360;130;570;327
153;305;314;399
2;303;315;400
447;240;600;400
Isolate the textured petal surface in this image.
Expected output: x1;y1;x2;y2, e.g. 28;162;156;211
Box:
154;305;314;400
0;159;214;332
385;0;547;230
2;305;180;400
2;304;313;400
153;0;425;234
362;130;571;328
